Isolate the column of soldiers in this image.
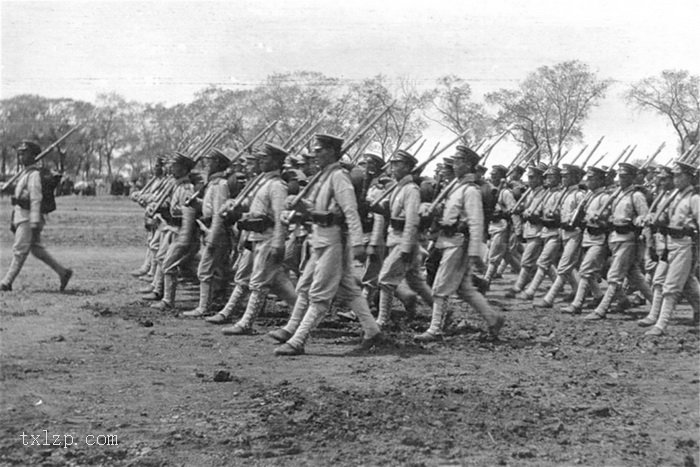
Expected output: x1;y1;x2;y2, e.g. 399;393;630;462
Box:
125;131;699;358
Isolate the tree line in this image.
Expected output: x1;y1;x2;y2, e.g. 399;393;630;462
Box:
1;61;697;180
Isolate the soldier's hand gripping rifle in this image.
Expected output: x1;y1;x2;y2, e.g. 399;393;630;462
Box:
1;125;82;193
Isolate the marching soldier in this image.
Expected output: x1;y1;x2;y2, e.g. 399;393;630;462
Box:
583;162;652;320
517;165;564;300
537;164;586;307
271;134;384;356
505;163;548;298
483;165;520;285
182;149;232;317
130;155;167;278
374;150;433;329
150;152;198;311
358;151;389;307
641;161;700;335
1;140;72;292
219;143;298;335
562;166;609;314
414;146;505;342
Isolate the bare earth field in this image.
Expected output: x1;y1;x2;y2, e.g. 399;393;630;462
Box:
0;196;698;466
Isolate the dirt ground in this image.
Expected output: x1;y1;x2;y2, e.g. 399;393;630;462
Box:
0;196;698;467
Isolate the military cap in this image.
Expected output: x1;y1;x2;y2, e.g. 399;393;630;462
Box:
284;168;307;183
314;133;344;153
617;162;639;176
171;151;196;170
544;165;561;177
527;163;547;177
154;155;166;165
258;142;289;159
492;164;508;174
207;148;231;163
442;157;455;169
657;165;673;178
672;160;697;177
476;164;487;174
561;164;581;175
508;164;526;176
586;166;607;178
389;149;418;167
453;145;480;165
17;140;42;158
361;151;384;168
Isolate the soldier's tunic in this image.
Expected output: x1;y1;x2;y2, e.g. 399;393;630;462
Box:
509;186;547;291
534;186;565;272
196;172;231;283
1;166;69;288
425;175;501;334
361;177;388;293
647;185;700;332
578;188;611;279
648;189;674;289
605;186;649;287
377;174;429;296
241;170;296;300
162;176;197;275
556;184;586;275
486;185;519;273
283;162;380;349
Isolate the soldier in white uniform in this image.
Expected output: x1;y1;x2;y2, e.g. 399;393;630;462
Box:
374;150;433;329
505;164;548;298
536;164;586;307
483;165;520;286
414;146;505;342
182;149;232;317
272;134;384;356
643;161;700;335
584;163;652;320
1;140;72;292
150;152;197;311
221;143;298;335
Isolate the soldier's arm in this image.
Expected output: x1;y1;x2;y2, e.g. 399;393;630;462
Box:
270;180;288;249
28;171;43;226
400;185;420;253
210;180;230;215
632;191;649;226
464;185;484;256
332;171;364;247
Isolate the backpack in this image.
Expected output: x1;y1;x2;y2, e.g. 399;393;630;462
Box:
37;167;61;214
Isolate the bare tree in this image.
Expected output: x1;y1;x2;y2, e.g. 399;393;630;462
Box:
487;61;610;163
430;75;492;145
625;70;700;153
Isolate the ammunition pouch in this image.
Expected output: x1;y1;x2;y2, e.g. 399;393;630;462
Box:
541;218;560;229
585;225;607;236
613;224;635;234
310;211;345;227
390;217;406;231
524;214;542;225
419;215;434;231
237;215;274;233
169;217;183;228
490;210;510;222
439;221;468;237
659;226;696;239
10;196;30;210
361;215;374;233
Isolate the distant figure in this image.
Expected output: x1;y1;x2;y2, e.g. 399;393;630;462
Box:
1;140;73;292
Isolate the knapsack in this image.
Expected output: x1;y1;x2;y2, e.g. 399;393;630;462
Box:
37;167;61;214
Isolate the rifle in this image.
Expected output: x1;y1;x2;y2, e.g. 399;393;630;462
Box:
480;126;514;165
402;135;423;152
183;121;277;208
289;119;323;154
413;139;427;156
568;144;589;166
2;125;82;193
286;104;394;215
218;172;268;221
281;118;310;148
640;142;666;169
369;127;473;209
580;136;605;169
620;144;638;165
680;143;699;163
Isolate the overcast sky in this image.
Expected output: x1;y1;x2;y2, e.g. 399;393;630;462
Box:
2;0;699;167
